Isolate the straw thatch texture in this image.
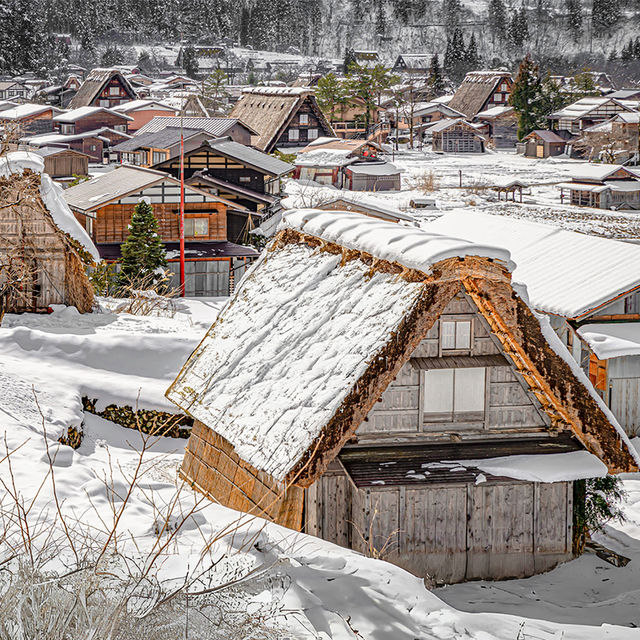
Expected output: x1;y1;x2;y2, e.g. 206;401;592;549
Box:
448;71;511;117
69;68;137;109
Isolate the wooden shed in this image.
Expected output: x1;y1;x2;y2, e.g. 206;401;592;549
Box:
0;152;96;314
33;147;89;181
429;119;485;153
523;130;569;158
166;210;637;585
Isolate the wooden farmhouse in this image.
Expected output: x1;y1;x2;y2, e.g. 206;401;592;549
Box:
62;165;258;296
230;87;334;152
427;209;640;437
112;99;177;133
69;68;138;109
0;104;61;137
392;54;435;76
557;164;640;210
549;97;638;136
330;97;385;140
447;71;513;118
166;210;637;585
135;116;255;146
0;81;29;101
522;130;570;158
152;138;293;239
473;105;518;149
0;152;97;314
52;106;133;136
429;118;486;153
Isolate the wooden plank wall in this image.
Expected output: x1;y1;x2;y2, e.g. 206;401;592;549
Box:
358;292;548;441
304;476;573;584
94;201;226;243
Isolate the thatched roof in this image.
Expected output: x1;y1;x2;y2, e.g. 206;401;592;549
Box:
166;211;637;487
229;87;334;152
448;71;512;118
69;68;137;109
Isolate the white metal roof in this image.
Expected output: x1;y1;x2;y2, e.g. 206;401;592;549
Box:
426;210;640;319
0;104;56;120
53;106;133;122
578;323;640;359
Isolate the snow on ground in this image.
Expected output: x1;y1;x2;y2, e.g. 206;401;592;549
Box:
284;149;640;241
2;297;640;638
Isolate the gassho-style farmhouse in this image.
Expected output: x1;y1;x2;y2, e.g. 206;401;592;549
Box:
166;210;638;585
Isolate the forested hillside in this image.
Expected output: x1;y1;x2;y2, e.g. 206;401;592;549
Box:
1;0;639;81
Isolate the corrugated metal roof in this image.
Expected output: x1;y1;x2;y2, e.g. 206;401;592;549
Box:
53;106;133;122
427;210;640;318
112;127;204;152
136;116;254;137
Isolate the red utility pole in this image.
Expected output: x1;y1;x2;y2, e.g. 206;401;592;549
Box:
179;102;185;296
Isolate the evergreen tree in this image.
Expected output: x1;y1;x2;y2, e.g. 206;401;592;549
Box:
118;199;167;286
592;0;620;36
620;39;634;62
464;32;480;68
0;0;42;73
509;53;542;140
343;47;357;74
487;0;508;42
442;0;463;28
137;49;153;74
428;53;446;95
101;44;124;67
508;6;529;48
239;8;250;46
393;0;412;23
375;3;388;36
182;45;198;79
445;27;466;79
316;72;348;121
565;0;582;43
634;36;640;59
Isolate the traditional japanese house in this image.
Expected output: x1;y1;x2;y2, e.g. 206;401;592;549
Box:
166;209;637;585
427;209;640;437
548;97;639;136
392;54;435;76
329;96;384;140
0;81;29;101
112;99;177;133
557;164;640;210
62;165;258;296
32;147;89;184
69;68;138;109
343;161;402;191
230;87;334;152
21;128;128;163
0;103;62;137
135;116;255;146
152;137;293;231
429;118;486;153
0;152;97;314
447;71;513;118
522;130;570;158
352;50;380;68
52;106;133;136
473;105;517;148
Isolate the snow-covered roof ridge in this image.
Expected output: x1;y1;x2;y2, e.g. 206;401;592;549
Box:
281;209;515;275
0;152;99;261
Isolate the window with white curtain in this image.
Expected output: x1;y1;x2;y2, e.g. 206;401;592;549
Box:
423;367;486;423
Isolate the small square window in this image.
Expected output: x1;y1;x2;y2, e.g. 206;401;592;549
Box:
308;128;319;140
288;128;299;141
441;319;471;350
185;217;209;237
109;86;120;96
423;367;486;422
299;113;309;125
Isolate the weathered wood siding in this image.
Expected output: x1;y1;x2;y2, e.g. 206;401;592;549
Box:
357;292;548;441
304;473;573;584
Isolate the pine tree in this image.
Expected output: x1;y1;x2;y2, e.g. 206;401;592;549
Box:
118;200;167;286
316;72;348;121
343;47;357;74
442;0;463;29
509;6;529;48
634;37;640;59
375;3;388;36
464;32;480;68
445;27;466;79
101;44;124;67
509;53;542;140
182;45;198;79
428;53;446;95
621;39;634;62
565;0;582;43
239;8;250;46
487;0;507;43
592;0;620;36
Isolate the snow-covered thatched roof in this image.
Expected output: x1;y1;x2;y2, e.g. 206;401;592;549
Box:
167;210;637;485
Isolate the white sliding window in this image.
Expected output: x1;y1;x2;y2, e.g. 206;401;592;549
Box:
423;367;486;423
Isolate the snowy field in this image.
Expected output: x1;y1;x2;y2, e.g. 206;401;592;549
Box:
284;149;640;241
2;298;640;638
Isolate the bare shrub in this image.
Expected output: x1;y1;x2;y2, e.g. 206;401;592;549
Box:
104;270;182;317
406;170;439;194
0;247;39;322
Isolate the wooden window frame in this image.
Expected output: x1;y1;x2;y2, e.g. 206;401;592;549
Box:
439;315;474;356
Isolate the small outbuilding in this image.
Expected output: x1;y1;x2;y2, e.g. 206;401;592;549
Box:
0;152;97;314
343;161;402;191
166;210;637;585
429;118;486;153
523;130;570;158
